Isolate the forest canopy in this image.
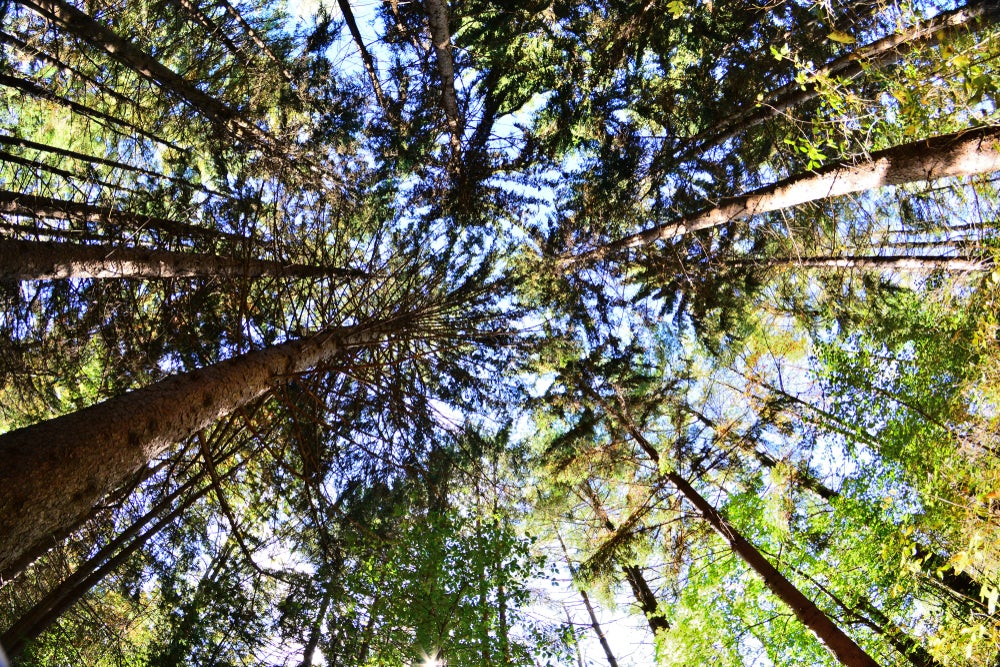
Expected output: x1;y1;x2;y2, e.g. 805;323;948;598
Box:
1;0;1000;665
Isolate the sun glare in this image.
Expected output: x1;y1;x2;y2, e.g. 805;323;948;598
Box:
416;650;444;667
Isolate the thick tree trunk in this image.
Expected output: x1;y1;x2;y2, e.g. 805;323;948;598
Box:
0;238;365;281
0;318;409;576
1;471;214;656
680;0;1000;159
564;125;1000;266
0;191;242;243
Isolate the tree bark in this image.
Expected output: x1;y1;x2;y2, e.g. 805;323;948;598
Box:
0;191;243;243
580;588;620;667
421;0;463;158
335;0;388;109
564;125;1000;266
0;316;414;575
581;482;670;635
0;238;365;281
614;418;880;667
1;471;214;656
17;0;272;148
731;254;991;273
0;72;185;151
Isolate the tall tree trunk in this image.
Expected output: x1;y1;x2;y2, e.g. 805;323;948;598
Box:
580;481;670;636
422;0;463;158
215;0;296;84
0;314;418;575
556;529;620;667
730;254;991;273
299;583;333;667
335;0;388;109
0;238;365;281
579;588;620;667
17;0;271;148
611;414;880;667
564;125;1000;266
0;191;243;243
678;0;1000;160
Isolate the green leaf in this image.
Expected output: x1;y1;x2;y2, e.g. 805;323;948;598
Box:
827;30;856;44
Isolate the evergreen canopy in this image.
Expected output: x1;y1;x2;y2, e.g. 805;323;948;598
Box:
1;0;1000;664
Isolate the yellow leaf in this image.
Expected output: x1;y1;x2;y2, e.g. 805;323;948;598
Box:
828;30;856;44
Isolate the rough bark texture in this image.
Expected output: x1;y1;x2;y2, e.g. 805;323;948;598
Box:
0;238;365;280
566;125;1000;266
1;473;211;655
421;0;463;157
0;323;390;575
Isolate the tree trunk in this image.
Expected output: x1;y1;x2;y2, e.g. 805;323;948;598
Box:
616;421;880;667
581;481;670;635
564;125;1000;266
421;0;463;158
1;471;215;656
731;254;991;273
580;588;620;667
17;0;271;148
679;0;1000;159
0;316;413;576
335;0;388;109
0;238;365;281
0;191;243;243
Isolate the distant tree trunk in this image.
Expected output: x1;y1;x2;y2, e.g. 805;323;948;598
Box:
215;0;297;84
0;191;243;243
614;418;880;667
580;588;620;667
679;0;1000;159
0;238;365;281
0;315;415;576
422;0;463;158
17;0;271;148
335;0;387;109
730;254;991;273
299;583;333;667
564;125;1000;266
581;481;670;635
